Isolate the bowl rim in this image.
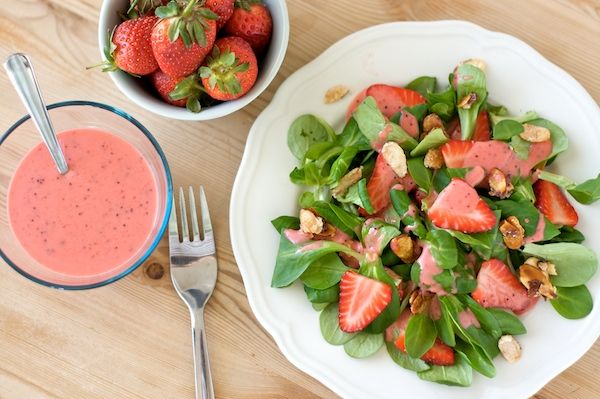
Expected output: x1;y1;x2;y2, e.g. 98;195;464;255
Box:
0;100;173;290
97;0;290;121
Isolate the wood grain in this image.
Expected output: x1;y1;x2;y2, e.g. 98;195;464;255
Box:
0;1;599;398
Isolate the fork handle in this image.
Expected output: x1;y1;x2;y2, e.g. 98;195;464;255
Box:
191;309;214;399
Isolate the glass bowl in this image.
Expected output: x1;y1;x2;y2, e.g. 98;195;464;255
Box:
0;101;172;289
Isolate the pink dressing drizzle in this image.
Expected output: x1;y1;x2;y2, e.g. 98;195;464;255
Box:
524;212;546;244
416;244;449;296
458;308;481;329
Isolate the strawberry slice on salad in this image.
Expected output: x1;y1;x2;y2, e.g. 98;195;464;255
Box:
395;335;455;366
534;180;579;227
427;178;496;233
471;259;538;315
366;84;426;119
339;271;392;333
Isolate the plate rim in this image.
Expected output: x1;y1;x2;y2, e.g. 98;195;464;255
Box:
230;19;600;399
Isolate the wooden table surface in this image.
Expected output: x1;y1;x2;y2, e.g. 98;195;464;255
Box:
1;0;599;398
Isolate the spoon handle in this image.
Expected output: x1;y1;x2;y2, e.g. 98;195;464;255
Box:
4;53;69;174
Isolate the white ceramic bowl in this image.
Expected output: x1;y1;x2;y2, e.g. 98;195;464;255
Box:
97;0;289;120
230;21;600;399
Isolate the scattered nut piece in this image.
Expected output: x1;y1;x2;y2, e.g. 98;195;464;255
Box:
457;93;477;109
424;148;444;169
422;113;444;134
462;58;486;71
382;141;407;178
498;335;522;363
524;257;540;267
331;167;362;197
324;85;349;104
390;234;415;263
313;223;336;240
488;168;514;199
520;124;551;143
519;263;557;299
299;209;323;235
409;289;433;315
538;261;557;276
499;216;525;249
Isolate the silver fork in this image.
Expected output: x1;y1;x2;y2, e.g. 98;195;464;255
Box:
169;186;217;399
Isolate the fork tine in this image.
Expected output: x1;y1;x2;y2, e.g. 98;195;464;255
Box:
178;187;190;242
168;193;178;239
188;186;200;241
199;186;213;238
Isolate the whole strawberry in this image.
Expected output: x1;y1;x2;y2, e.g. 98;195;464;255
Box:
199;36;258;101
224;0;272;54
94;15;159;76
152;0;218;78
204;0;234;30
149;69;204;112
126;0;169;18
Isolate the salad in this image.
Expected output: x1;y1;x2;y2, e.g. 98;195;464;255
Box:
269;59;600;386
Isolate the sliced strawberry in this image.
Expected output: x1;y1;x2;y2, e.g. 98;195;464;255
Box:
384;309;411;342
447;112;490;141
400;109;419;138
339;271;392;333
472;111;491;141
365;84;426;119
472;259;538;315
345;89;368;120
534;180;579;227
395;336;455;366
427;178;496;233
440;140;475;168
365;153;400;215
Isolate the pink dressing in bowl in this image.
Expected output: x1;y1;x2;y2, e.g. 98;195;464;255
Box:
7;128;158;277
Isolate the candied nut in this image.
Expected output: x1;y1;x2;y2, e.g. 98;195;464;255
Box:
390;234;415;263
382;142;407;178
538;261;557;276
422;113;444;134
462;58;486;71
313;223;336;240
498;335;521;363
499;216;525;249
524;257;539;267
324;85;349;104
424;148;444;169
520;124;551;143
488;168;514;199
299;209;323;235
331;167;362;197
409;290;433;315
457;93;477;109
519;263;557;299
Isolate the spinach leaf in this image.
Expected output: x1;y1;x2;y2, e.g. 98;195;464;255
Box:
271;216;299;233
391;263;412;281
304;141;336;162
406;76;437;97
523;243;598;287
311;201;364;238
390;188;428;239
510;177;535;203
427;229;458;269
272;233;362;287
551;285;593;319
353;97;418;151
417;351;473;386
489;110;539;126
386;341;430;372
361;220;401;255
427;85;456;121
360;257;400;333
495;199;539;236
405;314;437;358
344;332;384;358
461;296;501;339
337;117;371;150
432;168;470;192
492;119;523;141
312;303;329;311
547;226;585;244
456;64;487;140
319;303;356;345
288;114;335;160
455;340;496;378
568;173;600;205
487;308;527;335
542;218;561;241
298;191;315;208
436;307;456;346
289;162;327;187
408;156;433;192
484;102;508;116
357;178;374;214
411;261;421;285
528;118;569;159
304;284;339;303
510;135;531;160
410;128;449;157
537;170;576;190
328;146;359;183
301;253;349;289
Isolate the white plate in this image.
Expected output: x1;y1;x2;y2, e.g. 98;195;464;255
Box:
230;21;600;399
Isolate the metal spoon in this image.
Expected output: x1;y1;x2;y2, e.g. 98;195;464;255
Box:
4;53;69;174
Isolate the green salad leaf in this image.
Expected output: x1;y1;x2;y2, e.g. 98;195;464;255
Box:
410;128;449;157
271;216;299;233
320;303;356;345
344;332;384;358
427;85;456;121
551;285;593;319
288;114;335;160
427;229;458;270
405;314;437;359
487;308;526;335
386;341;430;372
406;76;437;97
528;118;568;159
523;243;598;287
492;119;523;141
417;351;473;387
407;157;433;193
304;284;339;303
456;64;487;140
300;253;349;289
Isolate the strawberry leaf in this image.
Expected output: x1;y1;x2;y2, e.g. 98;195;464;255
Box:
155;1;179;18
